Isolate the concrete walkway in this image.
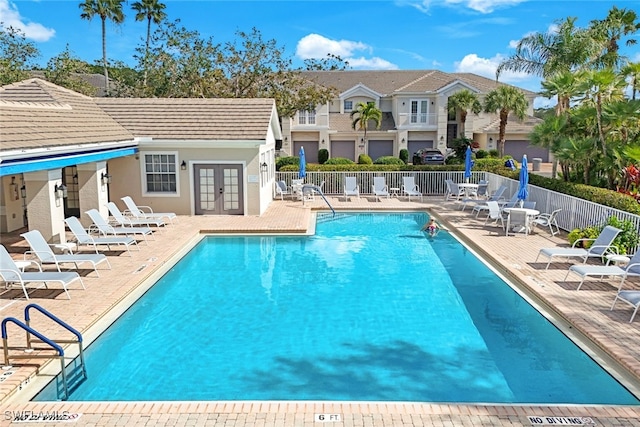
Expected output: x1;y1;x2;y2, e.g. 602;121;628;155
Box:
1;194;639;426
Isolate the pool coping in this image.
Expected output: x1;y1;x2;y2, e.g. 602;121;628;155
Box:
2;198;640;426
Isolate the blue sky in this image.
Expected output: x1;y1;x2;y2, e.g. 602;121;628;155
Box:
2;0;639;107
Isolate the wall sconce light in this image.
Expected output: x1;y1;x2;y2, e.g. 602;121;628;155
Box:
321;139;325;144
402;102;405;106
101;172;112;185
489;137;493;143
401;138;405;143
20;185;26;199
284;136;288;142
260;162;268;172
54;183;68;199
73;173;78;184
440;136;444;141
431;101;434;105
181;160;187;171
360;138;364;143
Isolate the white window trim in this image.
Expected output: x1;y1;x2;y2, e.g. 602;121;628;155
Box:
140;151;180;197
298;110;316;125
344;100;353;112
410;99;429;124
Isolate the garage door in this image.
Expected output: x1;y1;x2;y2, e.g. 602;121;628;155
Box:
408;140;434;158
368;140;393;161
293;141;319;163
504;140;549;162
331;140;356;161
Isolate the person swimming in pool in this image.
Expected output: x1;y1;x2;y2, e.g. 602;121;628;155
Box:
421;218;440;236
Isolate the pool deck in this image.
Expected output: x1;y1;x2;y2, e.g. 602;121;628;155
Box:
1;194;640;426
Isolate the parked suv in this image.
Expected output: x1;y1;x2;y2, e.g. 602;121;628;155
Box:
413;148;445;165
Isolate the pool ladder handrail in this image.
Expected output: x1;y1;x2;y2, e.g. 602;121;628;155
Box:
301;184;335;217
1;303;86;401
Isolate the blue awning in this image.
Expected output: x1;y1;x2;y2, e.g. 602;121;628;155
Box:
0;146;138;176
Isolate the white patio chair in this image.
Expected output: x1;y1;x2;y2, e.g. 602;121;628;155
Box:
372;177;389;201
402;176;423;201
107;202;166;229
20;230;111;277
86;209;154;243
536;225;622;270
275;180;291;200
0;244;84;299
532;208;561;236
65;216;138;256
343;177;360;201
121;196;177;225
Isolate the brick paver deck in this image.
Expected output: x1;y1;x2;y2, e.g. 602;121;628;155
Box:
1;194;640;426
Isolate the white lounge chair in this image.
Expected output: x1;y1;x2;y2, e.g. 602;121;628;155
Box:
536;225;622;270
565;250;640;291
20;230;111;277
343;177;360;201
372;177;389;201
121;196;177;225
275;181;291;200
107;202;166;229
402;176;423;201
65;216;138;256
532;208;561;236
0;245;84;299
611;268;640;322
86;209;154;243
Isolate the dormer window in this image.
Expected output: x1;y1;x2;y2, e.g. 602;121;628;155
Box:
298;110;316;125
344;100;353;112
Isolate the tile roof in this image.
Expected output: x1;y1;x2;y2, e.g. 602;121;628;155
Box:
95;98;277;140
0;79;133;152
301;70;537;96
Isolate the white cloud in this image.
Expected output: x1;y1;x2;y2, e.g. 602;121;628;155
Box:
454;53;530;82
347;57;399;70
296;34;369;60
296;33;398;70
0;0;55;42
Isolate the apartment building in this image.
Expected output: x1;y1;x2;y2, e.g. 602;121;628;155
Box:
281;70;546;163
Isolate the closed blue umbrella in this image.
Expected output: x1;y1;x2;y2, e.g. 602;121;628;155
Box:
464;146;473;182
299;146;306;179
517;154;529;205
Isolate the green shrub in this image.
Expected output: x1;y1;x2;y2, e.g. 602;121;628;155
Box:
276;156;299;171
475;149;488;159
374;156;405;165
358;154;373;164
488;149;499;158
325;157;356;165
318;149;329;165
399;149;409;164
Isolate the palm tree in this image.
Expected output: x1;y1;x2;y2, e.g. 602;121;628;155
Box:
447;89;482;138
131;0;167;87
350;102;382;143
483;86;528;158
577;69;627;152
496;17;594;80
529;115;570;180
588;6;640;70
79;0;125;93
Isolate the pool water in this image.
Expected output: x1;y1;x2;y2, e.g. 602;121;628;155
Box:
35;213;639;404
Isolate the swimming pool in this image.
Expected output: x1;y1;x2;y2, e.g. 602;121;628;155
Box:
35;212;639;404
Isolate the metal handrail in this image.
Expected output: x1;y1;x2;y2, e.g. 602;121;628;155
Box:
1;317;69;399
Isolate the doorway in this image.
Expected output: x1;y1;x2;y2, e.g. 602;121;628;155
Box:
194;164;244;215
